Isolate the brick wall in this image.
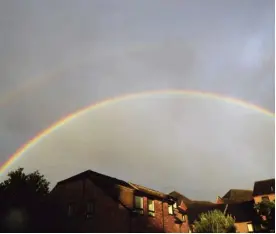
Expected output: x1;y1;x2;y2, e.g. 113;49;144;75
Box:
49;178;189;232
235;222;251;233
50;178;130;232
254;194;275;203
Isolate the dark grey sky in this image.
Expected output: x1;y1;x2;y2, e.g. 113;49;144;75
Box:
0;0;274;201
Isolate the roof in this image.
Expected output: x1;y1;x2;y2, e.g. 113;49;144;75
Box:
187;200;258;224
169;191;214;207
169;191;192;206
54;170;173;207
130;183;168;200
56;170;134;189
222;189;253;203
54;170;135;210
253;178;275;196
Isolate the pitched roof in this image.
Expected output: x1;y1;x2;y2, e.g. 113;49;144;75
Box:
169;191;192;205
56;170;134;189
54;170;173;207
169;191;214;207
222;189;253;203
54;170;135;210
253;178;275;196
187;200;258;224
130;183;168;200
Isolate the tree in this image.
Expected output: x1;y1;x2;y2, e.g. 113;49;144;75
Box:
193;209;237;233
0;168;50;232
254;200;275;232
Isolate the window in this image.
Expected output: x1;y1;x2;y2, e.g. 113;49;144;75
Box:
168;202;176;215
182;215;186;222
173;202;177;209
67;203;74;217
262;196;270;202
134;196;144;214
247;223;254;233
168;204;173;215
148;199;155;217
86;201;94;217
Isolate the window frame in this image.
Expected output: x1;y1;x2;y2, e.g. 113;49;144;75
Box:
67;202;75;217
182;214;186;222
134;196;144;215
147;199;155;217
168;204;173;215
168;202;177;215
86;200;95;218
247;223;254;233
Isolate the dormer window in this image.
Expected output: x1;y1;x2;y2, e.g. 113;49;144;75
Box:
134;196;144;214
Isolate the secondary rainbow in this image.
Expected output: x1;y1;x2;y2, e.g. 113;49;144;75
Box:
0;89;274;174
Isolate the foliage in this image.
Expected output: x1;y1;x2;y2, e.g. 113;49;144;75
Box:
254;200;275;232
0;168;50;232
193;209;236;233
254;200;275;217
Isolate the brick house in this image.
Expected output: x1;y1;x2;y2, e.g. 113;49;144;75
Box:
186;200;258;233
253;178;275;204
47;170;190;233
170;191;259;233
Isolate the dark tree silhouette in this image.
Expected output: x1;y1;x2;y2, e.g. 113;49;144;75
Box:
0;168;50;232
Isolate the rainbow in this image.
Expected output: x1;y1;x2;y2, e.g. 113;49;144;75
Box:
0;89;274;175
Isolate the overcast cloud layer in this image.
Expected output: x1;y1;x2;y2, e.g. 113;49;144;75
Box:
0;0;274;201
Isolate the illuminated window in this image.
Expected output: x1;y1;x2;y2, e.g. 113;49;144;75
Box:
247;223;254;233
182;215;186;222
168;204;173;215
148;199;155;217
173;202;177;209
168;202;177;215
134;196;144;214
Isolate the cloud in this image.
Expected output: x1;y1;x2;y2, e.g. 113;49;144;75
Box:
0;0;274;200
2;96;274;200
